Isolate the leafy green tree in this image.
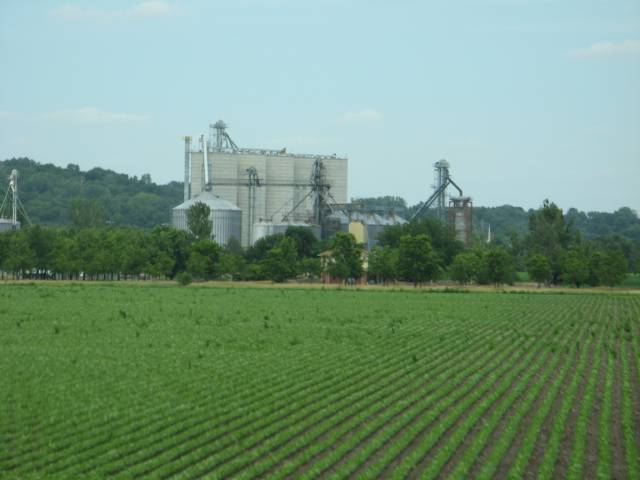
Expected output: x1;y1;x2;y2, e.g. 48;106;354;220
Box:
597;250;628;286
149;226;191;278
246;233;285;263
216;252;247;280
3;230;36;278
186;252;207;279
368;246;398;285
587;249;605;286
187;201;212;240
397;234;440;286
285;226;319;259
298;257;321;278
187;239;221;280
450;251;481;285
526;200;573;284
562;245;590;288
70;198;106;228
526;253;552;286
50;232;78;279
119;230;151;279
325;232;364;283
378;218;461;266
262;237;298;283
225;236;244;257
479;246;516;286
26;225;55;277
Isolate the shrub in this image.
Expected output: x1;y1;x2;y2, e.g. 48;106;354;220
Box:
176;271;192;286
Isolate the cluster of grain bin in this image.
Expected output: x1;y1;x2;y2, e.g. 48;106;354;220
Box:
324;211;407;250
171;191;241;246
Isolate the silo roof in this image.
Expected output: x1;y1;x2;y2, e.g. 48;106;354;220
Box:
173;191;240;211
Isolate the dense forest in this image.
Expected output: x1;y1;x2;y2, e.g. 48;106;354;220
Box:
0;158;182;228
2;158;639;247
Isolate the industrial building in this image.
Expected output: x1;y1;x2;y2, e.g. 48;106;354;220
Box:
177;121;348;247
173;120;471;249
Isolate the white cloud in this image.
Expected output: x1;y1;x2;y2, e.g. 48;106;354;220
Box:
42;107;151;124
569;40;640;59
0;111;17;120
54;2;174;22
339;108;384;124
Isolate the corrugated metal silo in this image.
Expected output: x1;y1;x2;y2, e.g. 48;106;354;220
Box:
172;191;242;246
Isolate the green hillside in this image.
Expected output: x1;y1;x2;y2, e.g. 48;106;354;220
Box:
0;158;183;228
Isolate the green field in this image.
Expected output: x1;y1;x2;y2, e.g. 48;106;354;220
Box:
1;284;639;479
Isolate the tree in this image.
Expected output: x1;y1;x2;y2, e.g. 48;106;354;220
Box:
526;253;552;286
70;198;106;228
480;246;516;286
50;232;79;279
397;234;440;286
2;230;35;278
187;239;221;280
597;250;628;286
526;200;573;284
27;225;55;278
225;236;244;257
325;232;364;283
246;233;285;263
298;257;321;278
262;237;298;282
378;218;461;266
216;252;247;280
368;246;398;285
285;226;319;259
186;201;212;240
562;246;589;288
450;251;481;285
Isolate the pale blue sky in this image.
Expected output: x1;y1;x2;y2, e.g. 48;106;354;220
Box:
1;0;639;211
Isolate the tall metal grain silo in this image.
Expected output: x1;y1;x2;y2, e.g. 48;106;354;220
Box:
172;191;242;246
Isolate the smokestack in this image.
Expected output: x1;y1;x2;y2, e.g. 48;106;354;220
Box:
201;134;210;188
183;136;191;201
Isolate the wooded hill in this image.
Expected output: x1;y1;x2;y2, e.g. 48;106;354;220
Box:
0;158;182;228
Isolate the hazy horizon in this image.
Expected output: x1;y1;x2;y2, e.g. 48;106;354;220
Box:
1;1;639;212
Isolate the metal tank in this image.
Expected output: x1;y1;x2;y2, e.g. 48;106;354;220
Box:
172;191;241;246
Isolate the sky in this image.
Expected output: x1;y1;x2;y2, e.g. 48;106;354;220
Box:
1;0;639;212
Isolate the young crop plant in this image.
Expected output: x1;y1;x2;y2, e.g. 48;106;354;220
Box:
1;286;638;479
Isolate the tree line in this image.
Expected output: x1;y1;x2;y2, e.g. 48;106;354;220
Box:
368;200;633;287
0;199;635;287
